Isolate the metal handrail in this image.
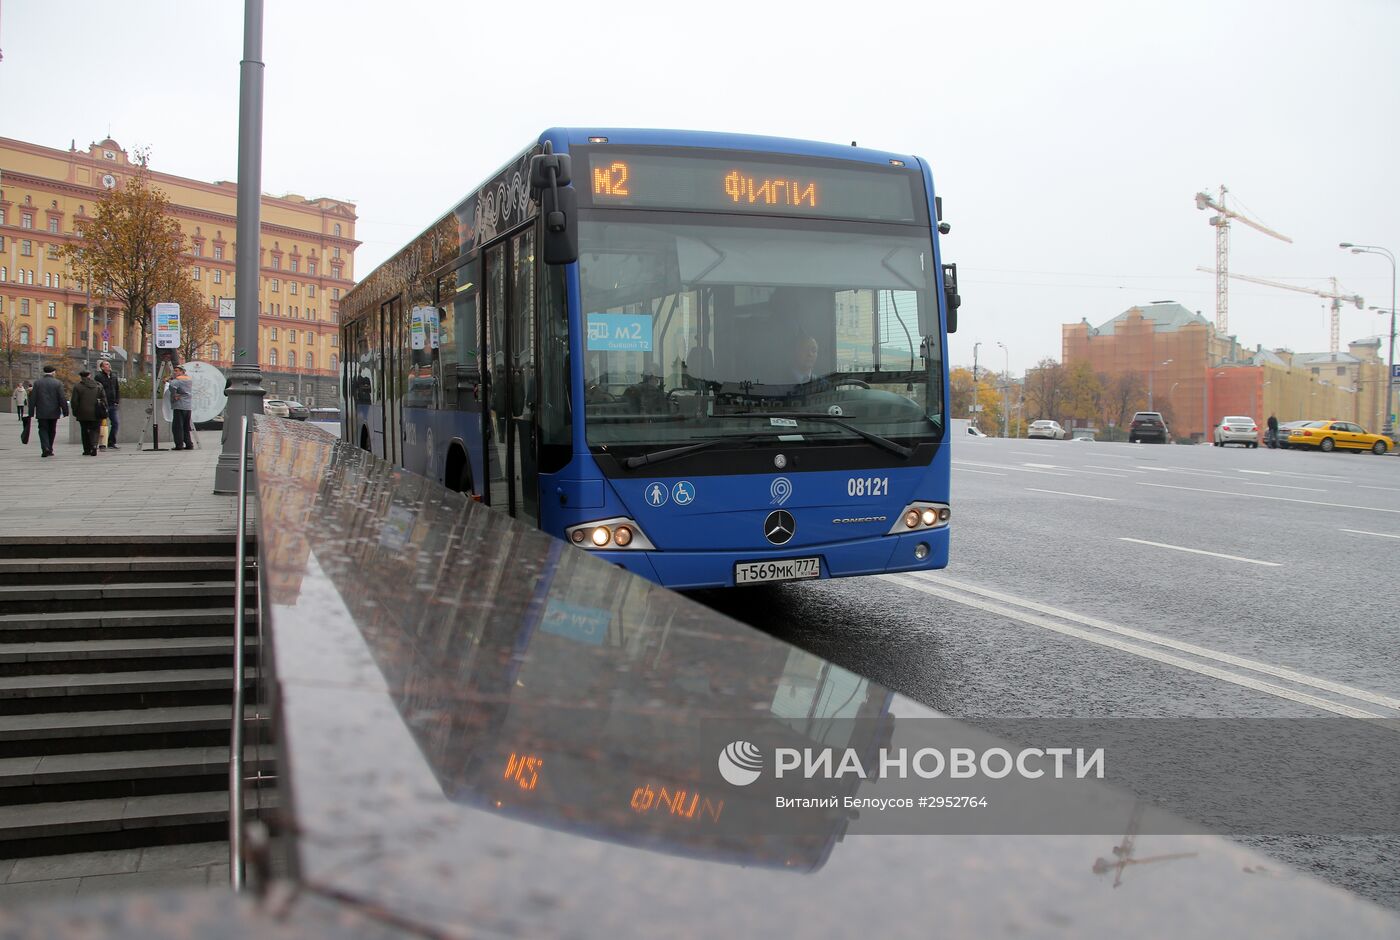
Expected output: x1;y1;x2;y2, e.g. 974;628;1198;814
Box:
230;415;251;890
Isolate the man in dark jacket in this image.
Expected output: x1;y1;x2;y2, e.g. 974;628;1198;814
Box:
95;358;121;449
27;365;69;458
70;369;108;457
1266;413;1279;449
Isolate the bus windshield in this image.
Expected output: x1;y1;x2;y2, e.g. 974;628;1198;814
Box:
579;214;944;458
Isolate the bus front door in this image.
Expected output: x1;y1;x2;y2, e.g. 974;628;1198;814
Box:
481;232;540;522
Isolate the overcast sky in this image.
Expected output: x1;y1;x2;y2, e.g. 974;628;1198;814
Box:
3;0;1396;374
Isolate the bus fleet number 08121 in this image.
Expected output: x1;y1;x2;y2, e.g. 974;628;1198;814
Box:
847;477;889;497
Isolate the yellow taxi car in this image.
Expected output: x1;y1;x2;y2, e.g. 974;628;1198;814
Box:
1284;420;1394;454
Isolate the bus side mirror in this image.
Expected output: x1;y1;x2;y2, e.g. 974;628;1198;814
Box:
942;263;961;334
530;147;579;266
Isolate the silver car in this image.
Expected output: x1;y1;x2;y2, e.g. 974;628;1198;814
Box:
1214;415;1259;448
1027;419;1068;440
263;399;291;418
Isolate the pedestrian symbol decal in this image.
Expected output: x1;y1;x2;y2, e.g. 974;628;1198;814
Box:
645;482;669;507
671;481;695;506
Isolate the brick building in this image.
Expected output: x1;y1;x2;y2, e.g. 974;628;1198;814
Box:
1063;301;1390;441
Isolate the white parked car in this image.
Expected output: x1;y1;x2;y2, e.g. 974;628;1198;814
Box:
1027;419;1068;440
1214;415;1259;448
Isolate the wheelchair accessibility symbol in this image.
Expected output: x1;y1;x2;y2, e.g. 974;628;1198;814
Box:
645;482;669;507
671;481;696;506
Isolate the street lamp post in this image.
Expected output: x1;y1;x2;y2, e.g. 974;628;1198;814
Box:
972;341;981;422
996;341;1009;437
1340;243;1396;435
1148;359;1172;412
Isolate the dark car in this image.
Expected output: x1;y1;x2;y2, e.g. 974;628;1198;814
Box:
1273;420;1313;450
1128;411;1169;444
284;400;310;421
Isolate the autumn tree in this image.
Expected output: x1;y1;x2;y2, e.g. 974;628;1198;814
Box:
60;155;187;374
0;317;21;390
1024;358;1067;424
1062;361;1104;426
1101;371;1146;440
950;366;1004;434
154;263;219;364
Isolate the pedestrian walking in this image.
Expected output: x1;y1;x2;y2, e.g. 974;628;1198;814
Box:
1266;413;1279;449
70;369;109;457
95;359;121;450
27;365;69;458
167;365;194;451
16;380;34;445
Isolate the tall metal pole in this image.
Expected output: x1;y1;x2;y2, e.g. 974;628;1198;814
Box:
997;341;1009;437
1340;244;1396;436
215;0;266;493
971;341;981;422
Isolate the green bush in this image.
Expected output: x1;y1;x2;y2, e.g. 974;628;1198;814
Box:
121;375;153;400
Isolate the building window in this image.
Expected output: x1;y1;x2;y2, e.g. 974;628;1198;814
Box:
193;241;203;257
333;223;341;237
290;258;299;273
20;299;30;316
305;330;313;344
0;208;5;225
270;278;279;292
46;245;59;260
192;266;201;280
269;348;278;367
213;244;224;260
288;329;297;343
47;302;56;318
0;236;4;250
20;240;32;257
26;270;34;285
45;327;56;347
270;327;278;341
332;288;340;300
272;255;280;270
307;284;315;298
306;352;314;370
0;266;5;280
330;335;338;348
289;281;298;296
21;213;33;229
19;326;29;344
213;269;222;284
308;260;317;276
330;353;338;371
47;218;59;234
211;343;221;360
288;350;297;368
333;246;341;259
1337;366;1347;376
44;273;52;288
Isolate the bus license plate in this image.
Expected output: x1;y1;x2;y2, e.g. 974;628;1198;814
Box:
734;557;821;585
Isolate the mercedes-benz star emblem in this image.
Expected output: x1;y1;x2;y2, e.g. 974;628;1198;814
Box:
764;510;795;545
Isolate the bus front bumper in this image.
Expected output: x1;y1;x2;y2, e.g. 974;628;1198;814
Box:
590;529;950;591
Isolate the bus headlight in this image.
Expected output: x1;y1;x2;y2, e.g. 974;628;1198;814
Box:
888;502;950;535
565;518;656;551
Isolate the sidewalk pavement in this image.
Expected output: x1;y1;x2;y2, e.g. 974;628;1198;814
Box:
0;414;240;537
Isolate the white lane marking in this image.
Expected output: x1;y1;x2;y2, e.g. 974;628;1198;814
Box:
1086;464;1148;474
1118;537;1280;567
1026;488;1117;501
1238;481;1328;493
1147;465;1230;478
888;572;1400;715
953;460;1071;476
1341;528;1400;540
1269;469;1351;482
1023;463;1130;479
883;574;1385;720
1237;469;1271;475
1360;485;1400;493
954;467;1007;476
1136;480;1400;515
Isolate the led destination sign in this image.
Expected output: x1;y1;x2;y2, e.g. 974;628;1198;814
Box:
583;149;922;223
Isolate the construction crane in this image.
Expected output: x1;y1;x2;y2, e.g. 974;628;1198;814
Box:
1194;186;1293;335
1195;267;1363;354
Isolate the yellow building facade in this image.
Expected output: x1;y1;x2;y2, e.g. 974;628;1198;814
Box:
0;135;358;405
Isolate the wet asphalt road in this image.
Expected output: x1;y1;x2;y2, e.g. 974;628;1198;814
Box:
691;437;1400;909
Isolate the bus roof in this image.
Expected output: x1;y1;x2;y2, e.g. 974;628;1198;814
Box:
544;127;923;170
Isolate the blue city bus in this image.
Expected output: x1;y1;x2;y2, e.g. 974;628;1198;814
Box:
340;128;960;589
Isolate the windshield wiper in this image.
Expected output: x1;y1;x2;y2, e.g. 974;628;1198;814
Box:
621;433;775;470
736;412;913;459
